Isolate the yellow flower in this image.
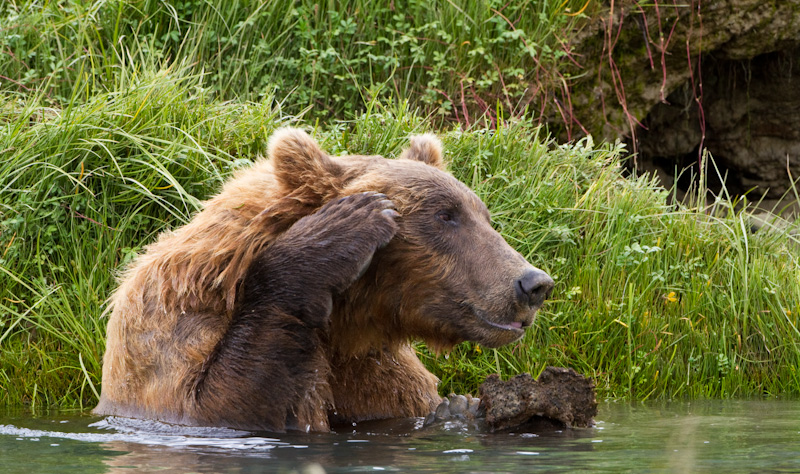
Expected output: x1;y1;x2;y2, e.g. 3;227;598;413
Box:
665;291;678;303
474;344;482;354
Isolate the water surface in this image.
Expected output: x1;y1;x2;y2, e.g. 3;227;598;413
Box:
1;400;799;473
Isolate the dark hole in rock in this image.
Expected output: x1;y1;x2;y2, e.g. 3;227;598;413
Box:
628;46;800;215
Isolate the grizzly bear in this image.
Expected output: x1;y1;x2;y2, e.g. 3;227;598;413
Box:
94;128;554;432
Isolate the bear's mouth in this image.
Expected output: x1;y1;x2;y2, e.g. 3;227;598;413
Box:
472;307;530;334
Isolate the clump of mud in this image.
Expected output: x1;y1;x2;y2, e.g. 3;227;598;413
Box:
426;367;597;431
479;367;597;431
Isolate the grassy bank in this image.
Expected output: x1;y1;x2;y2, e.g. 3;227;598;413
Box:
2;68;800;409
1;0;800;409
1;0;590;124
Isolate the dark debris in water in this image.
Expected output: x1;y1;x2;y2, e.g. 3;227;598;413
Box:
423;367;597;433
479;367;597;431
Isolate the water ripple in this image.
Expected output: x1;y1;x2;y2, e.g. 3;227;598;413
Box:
0;416;286;451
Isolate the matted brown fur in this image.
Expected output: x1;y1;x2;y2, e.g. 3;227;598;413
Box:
95;128;552;432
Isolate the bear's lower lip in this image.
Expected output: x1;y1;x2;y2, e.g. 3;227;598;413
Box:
475;311;525;332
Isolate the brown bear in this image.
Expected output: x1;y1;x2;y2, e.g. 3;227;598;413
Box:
94;128;554;432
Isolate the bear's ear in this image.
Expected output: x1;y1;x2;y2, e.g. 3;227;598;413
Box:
399;133;445;170
268;127;342;193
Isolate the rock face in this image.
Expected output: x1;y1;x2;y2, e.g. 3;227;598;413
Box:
566;0;800;201
478;367;597;431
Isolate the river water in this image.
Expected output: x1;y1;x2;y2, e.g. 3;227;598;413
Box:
1;399;798;473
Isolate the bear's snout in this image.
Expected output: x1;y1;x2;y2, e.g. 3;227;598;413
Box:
514;268;554;308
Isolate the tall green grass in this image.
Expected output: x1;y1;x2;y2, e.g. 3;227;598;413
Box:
1;0;588;122
2;67;800;408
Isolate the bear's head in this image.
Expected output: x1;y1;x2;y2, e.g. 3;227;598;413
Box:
268;128;554;353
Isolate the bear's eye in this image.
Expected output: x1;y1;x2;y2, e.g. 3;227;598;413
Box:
436;210;455;224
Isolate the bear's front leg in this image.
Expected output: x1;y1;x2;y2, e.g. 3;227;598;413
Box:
329;344;442;424
188;192;399;432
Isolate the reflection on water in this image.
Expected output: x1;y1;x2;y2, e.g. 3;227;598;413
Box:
1;400;799;473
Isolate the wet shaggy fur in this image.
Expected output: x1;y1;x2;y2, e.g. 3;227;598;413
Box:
95;128;551;432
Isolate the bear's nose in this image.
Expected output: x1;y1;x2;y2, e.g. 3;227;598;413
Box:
515;269;554;308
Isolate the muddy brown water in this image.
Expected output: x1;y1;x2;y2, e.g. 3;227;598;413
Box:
1;399;799;473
